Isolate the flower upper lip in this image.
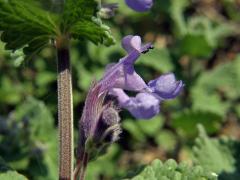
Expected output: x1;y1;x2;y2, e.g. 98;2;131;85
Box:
99;35;153;93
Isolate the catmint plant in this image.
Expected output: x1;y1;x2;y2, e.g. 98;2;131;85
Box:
0;0;184;180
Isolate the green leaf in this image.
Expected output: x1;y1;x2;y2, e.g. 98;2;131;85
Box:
0;171;27;180
191;88;230;117
62;0;115;46
193;125;240;180
70;18;115;46
62;0;97;27
191;55;240;116
0;157;27;180
179;33;213;57
172;110;222;137
125;159;217;180
0;0;58;55
179;16;235;57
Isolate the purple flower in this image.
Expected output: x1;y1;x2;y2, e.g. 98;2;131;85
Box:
98;35;183;119
78;35;183;159
148;73;184;99
125;0;153;12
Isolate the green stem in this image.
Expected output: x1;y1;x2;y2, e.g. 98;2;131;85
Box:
57;37;74;180
79;153;89;180
73;151;88;180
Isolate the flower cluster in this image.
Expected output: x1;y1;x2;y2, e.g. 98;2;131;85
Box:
101;35;184;119
78;35;183;159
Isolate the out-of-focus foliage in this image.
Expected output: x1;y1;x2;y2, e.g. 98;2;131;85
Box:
1;0;240;179
0;157;27;180
0;97;57;179
193;125;240;180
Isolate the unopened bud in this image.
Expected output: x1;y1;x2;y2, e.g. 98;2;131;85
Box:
102;107;120;126
99;3;118;19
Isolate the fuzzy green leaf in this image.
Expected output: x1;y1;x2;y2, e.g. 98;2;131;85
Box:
125;159;217;180
0;171;27;180
62;0;115;46
191;56;240;116
0;157;27;180
172;110;222;137
62;0;97;27
0;0;58;55
193;125;240;180
70;18;115;46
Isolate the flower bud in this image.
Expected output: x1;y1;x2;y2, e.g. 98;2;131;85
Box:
101;107;120;126
125;0;153;12
99;3;118;19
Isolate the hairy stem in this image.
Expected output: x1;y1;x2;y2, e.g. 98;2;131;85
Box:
57;36;74;180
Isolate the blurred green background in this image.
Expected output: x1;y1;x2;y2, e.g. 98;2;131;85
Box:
1;0;240;179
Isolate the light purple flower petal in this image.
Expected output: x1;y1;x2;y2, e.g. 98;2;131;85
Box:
109;88;130;106
99;35;153;92
125;0;153;12
148;73;184;99
122;35;154;54
110;88;160;119
127;93;160;119
122;35;141;53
